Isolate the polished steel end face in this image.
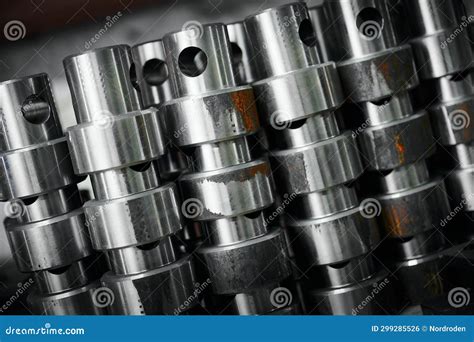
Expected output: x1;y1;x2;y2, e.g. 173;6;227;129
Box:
84;183;183;250
101;255;197;315
6;209;93;272
66;108;165;175
28;281;105;315
197;228;291;295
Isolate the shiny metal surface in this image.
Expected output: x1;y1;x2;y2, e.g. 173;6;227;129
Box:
321;0;419;102
161;21;291;314
6;209;93;272
63;45;141;122
227;21;258;84
131;39;173;108
404;0;473;79
102;255;197;315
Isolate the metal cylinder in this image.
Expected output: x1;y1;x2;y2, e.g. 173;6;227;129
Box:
245;2;383;315
63;45;197;315
320;0;419;102
162;22;293;315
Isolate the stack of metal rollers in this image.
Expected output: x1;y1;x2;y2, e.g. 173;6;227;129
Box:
404;0;474;241
318;0;455;306
159;24;294;315
243;2;392;315
0;74;103;314
1;0;473;316
63;45;197;315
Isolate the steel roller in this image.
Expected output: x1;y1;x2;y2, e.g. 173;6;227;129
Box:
63;45;198;315
160;23;293;315
244;2;387;315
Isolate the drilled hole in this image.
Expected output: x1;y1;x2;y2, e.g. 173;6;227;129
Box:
450;70;470;82
298;19;317;47
129;161;152;172
143;59;169;86
48;265;71;275
178;47;208;77
230;42;243;67
129;63;141;92
21;95;50;124
288;118;307;130
244;211;261;220
22;196;38;206
356;7;384;40
370;96;392;106
329;260;350;269
137;240;160;251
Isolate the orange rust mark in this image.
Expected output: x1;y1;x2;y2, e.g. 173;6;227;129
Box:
394;134;406;166
231;89;260;132
242;162;269;181
378;61;390;79
382;205;412;238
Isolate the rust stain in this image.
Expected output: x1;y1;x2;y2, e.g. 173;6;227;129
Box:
382;205;411;238
394;134;406;166
231;89;260;132
243;162;269;181
378;61;390;79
